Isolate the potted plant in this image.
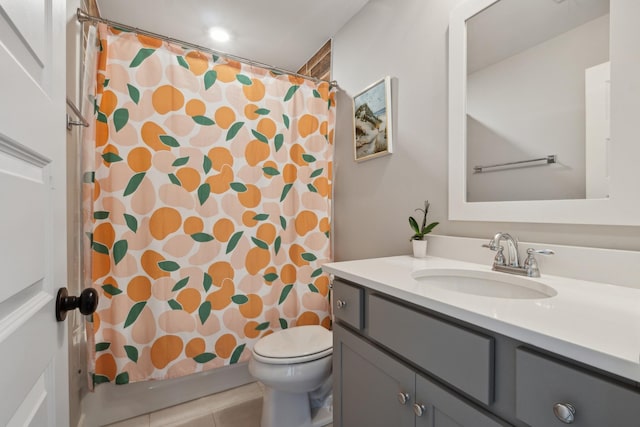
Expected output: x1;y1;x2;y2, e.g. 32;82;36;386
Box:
409;201;439;258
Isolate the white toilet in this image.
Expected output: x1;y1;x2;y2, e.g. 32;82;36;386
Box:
248;325;333;427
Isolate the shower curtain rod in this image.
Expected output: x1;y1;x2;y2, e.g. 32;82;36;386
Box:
76;9;338;89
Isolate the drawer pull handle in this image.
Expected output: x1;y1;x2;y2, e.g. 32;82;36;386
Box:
413;403;426;417
397;392;410;405
336;299;347;309
553;403;576;424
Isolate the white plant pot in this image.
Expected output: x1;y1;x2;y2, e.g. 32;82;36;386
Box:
412;239;428;258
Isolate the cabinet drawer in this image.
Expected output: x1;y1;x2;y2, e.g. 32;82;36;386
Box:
333;279;363;330
368;295;494;404
516;348;640;426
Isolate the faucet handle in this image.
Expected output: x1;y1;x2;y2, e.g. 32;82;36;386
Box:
483;244;506;266
523;248;554;277
482;243;501;251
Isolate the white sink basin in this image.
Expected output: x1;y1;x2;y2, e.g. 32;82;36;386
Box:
411;268;557;299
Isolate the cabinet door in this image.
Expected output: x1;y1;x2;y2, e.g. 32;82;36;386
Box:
334;324;415;427
415;374;508;427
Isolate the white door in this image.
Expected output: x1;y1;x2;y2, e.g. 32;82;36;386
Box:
0;0;69;426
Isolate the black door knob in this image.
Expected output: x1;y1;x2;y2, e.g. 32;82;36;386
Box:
56;287;99;321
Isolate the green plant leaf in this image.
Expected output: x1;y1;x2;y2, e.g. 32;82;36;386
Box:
158;261;180;272
301;252;317;262
198;301;211;324
280;216;287;230
193;115;215;126
197;183;211;205
307;183;318;193
127;84;140;104
255;322;270;331
274;134;284;152
274;236;281;255
203;155;212;174
194;352;216;363
95;342;110;352
123;172;146;196
230;344;246;364
168;173;181;186
171;277;189;292
102;284;121;296
102;152;123;163
124;214;138;232
236;74;252;85
409;217;420;234
280;183;293;202
177;56;189;69
282;114;290;129
231;294;249;304
204;70;217;90
251;129;268;143
226;122;245;141
230;182;247;192
308;283;319;293
113;240;128;265
263;273;278;282
311;268;323;278
92;242;109;255
115;372;129;385
191;233;214;242
255;108;270;115
172;156;189;167
310;168;324;178
94;211;110;220
279;318;288;329
253;213;269;221
113;108;129;132
422;222;439;235
124;345;139;362
279;284;293;304
302;154;316;163
226;231;243;254
284;85;299;102
262;166;280;176
124;301;146;328
168;299;182;310
129;48;155;67
159;135;180;147
93;374;110;385
251;237;268;250
203;273;212;292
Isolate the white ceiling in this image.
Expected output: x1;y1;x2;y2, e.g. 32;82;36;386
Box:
95;0;370;72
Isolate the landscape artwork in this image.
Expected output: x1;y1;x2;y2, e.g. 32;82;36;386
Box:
353;76;393;161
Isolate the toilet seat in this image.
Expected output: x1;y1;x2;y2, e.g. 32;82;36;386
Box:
253;325;333;365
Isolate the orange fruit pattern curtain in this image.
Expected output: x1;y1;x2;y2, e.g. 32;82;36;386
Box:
83;24;335;385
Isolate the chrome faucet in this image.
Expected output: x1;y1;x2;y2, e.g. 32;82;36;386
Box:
483;233;554;277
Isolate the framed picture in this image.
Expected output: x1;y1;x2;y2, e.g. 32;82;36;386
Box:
353;76;393;162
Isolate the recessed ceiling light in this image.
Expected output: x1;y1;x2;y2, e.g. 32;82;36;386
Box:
208;27;230;43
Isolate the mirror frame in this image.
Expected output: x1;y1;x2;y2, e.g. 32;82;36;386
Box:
448;0;640;225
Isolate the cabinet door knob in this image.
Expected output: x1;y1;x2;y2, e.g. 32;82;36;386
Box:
397;392;410;405
553;403;576;424
336;299;347;309
413;403;426;417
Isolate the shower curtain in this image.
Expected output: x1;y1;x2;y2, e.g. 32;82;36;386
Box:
83;24;335;385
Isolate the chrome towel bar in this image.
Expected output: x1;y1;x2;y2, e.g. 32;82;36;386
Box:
473;155;556;173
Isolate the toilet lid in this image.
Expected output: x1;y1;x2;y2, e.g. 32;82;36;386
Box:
253;325;332;364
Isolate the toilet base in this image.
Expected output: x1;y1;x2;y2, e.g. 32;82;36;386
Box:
310;406;333;427
261;387;311;427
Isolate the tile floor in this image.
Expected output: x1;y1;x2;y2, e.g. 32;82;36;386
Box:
105;382;333;427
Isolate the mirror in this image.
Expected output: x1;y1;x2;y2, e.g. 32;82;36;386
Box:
449;0;640;225
466;0;609;202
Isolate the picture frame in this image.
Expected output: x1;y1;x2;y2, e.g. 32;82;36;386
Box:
353;76;393;162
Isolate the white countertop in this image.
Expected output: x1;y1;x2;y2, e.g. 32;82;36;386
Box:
323;255;640;382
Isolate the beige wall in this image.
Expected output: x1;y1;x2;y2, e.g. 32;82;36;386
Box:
331;0;640;262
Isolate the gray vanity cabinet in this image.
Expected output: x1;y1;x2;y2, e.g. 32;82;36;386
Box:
334;324;504;427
